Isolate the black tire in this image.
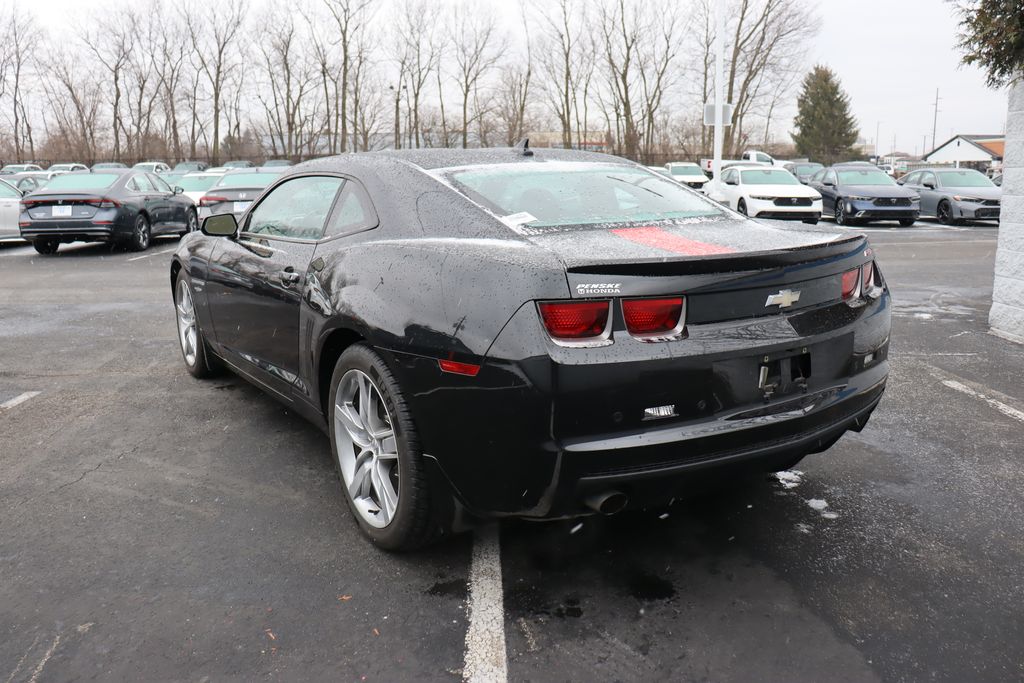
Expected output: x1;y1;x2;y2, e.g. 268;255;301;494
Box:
834;200;854;226
803;213;820;225
130;213;151;251
328;343;443;551
936;200;958;225
737;199;748;216
181;208;198;237
32;239;59;255
898;217;916;227
174;271;221;379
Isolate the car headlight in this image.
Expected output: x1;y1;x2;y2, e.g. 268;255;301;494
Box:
846;195;872;201
952;195;981;202
748;195;775;200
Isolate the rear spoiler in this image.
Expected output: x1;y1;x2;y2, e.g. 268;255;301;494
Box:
565;234;867;277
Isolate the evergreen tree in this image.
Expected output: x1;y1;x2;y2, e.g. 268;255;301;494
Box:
791;66;859;165
954;0;1024;88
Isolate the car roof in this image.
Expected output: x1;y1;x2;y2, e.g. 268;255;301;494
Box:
353;147;632;172
915;167;984;173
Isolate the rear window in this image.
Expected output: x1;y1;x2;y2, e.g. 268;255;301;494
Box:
178;175;220;192
44;173;120;190
837;169;895;186
216;172;280;188
443;162;723;231
741;169;799;185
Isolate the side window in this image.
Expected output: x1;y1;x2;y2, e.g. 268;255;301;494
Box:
756;153;771;163
126;177;140;192
904;171;920;185
133;174;154;192
325;180;379;237
920;172;935;187
247;175;344;240
149;174;171;192
825;170;838;185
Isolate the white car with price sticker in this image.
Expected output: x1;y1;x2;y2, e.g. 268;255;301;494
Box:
716;166;823;224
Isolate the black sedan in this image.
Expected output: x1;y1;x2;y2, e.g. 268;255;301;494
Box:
171;148;891;550
808;165;920;226
20;170;197;254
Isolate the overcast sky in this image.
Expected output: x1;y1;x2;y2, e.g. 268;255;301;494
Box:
27;0;1008;157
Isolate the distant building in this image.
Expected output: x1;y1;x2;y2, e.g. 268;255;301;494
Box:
923;134;1004;170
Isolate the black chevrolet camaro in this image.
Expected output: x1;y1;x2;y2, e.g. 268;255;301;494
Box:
21;170;198;254
170;147;891;550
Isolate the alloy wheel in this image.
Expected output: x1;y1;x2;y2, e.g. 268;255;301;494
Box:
334;369;400;528
135;216;150;249
175;279;198;367
834;201;845;225
187;210;198;233
938;201;951;224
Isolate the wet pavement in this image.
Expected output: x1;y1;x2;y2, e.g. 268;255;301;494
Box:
1;219;1021;682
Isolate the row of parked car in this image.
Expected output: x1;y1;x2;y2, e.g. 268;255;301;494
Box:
650;159;1002;227
0;161;293;254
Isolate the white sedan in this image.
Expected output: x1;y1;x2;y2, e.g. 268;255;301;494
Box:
175;171;227;205
719;166;822;224
0;178;25;243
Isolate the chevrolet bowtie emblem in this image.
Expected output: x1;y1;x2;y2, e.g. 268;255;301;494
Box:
765;289;801;308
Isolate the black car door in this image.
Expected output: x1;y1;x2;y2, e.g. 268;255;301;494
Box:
148;173;185;230
204;174;345;399
817;169;838;212
130;173;165;228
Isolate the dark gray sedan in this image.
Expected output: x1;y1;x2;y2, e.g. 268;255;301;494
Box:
898;168;1001;224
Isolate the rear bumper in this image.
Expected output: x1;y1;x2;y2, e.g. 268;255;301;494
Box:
20;217;129;242
391;289;892;520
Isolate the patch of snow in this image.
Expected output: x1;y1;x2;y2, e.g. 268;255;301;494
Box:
806;498;828;511
774;470;803;489
795;523;812;534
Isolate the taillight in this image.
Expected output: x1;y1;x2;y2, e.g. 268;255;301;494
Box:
438;359;481;376
841;268;861;300
86;197;120;209
862;261;874;289
200;195;227;207
538;301;610;342
622;297;684;338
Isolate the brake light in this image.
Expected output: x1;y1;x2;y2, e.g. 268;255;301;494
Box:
841;268;861;300
622;297;684;337
538;301;610;341
85;197;120;209
862;261;874;289
200;195;227;206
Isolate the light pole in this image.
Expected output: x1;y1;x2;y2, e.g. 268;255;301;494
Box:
711;0;725;197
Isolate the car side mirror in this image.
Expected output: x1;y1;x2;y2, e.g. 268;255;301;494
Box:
725;178;737;186
923;180;935;189
896;179;904;185
822;180;834;187
202;213;238;237
173;186;184;195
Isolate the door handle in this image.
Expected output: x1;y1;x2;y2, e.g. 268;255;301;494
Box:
279;269;302;286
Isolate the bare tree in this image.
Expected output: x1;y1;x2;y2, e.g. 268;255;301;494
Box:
452;9;503;148
257;7;316;158
2;11;41;160
184;0;245;164
322;0;375;154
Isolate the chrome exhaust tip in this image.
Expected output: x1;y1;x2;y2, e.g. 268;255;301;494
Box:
584;491;629;515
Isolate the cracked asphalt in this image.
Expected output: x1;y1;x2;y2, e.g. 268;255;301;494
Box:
1;219;1022;682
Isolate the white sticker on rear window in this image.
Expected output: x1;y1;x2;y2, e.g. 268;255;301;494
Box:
499;211;538;228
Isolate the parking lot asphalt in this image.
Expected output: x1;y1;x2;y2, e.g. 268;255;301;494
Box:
1;219;1021;682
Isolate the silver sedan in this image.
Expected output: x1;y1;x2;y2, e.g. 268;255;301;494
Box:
899;168;1001;224
0;178;24;242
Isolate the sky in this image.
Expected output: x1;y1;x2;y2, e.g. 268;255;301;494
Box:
23;0;1009;157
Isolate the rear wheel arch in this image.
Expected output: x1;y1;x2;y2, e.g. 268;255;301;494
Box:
170;258;183;292
317;326;366;416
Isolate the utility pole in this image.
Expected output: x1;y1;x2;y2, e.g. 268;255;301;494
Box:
931;88;941;152
875;121;881;160
711;0;725;197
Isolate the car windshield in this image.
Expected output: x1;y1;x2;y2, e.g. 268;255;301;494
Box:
937;170;993;188
670;165;704;177
216;172;279;188
837;169;895;186
179;175;220;191
741;169;799;185
43;173;120;190
795;164;822;174
444;162;724;230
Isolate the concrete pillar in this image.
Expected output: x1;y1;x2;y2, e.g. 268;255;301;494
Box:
990;81;1024;343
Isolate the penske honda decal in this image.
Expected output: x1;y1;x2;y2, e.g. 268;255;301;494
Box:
577;283;621;295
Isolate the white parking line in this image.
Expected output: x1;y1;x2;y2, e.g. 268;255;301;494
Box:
940;380;1024;424
127;247;177;262
0;391;40;410
463;524;508;683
